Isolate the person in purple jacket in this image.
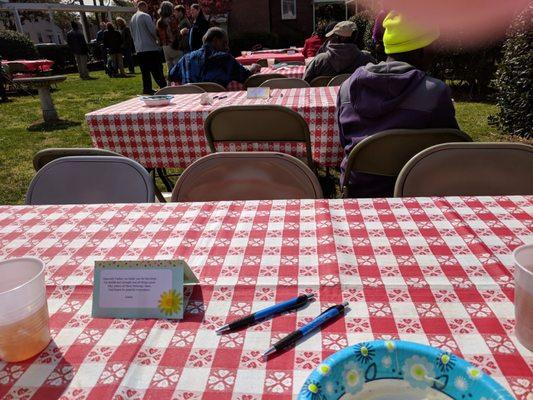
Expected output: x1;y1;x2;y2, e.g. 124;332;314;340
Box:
337;12;459;198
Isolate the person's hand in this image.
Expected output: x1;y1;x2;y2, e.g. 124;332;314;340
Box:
180;28;189;36
249;63;261;74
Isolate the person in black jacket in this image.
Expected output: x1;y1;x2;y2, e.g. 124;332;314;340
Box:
183;4;209;52
116;17;135;74
66;21;91;79
103;22;126;77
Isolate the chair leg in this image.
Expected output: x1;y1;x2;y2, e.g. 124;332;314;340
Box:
156;168;174;192
148;168;167;203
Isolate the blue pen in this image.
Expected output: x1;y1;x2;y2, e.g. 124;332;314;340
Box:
262;302;349;358
216;293;314;334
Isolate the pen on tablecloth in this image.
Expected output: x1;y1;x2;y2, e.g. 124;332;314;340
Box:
216;293;314;334
262;302;349;359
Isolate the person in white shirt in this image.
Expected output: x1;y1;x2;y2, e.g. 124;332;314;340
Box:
129;1;167;94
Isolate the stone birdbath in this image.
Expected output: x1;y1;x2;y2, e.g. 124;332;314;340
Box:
13;75;67;123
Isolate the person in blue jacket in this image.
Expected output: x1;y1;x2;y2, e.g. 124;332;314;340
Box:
169;27;260;87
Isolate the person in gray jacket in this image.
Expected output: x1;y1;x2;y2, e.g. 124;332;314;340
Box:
304;21;375;83
130;1;166;94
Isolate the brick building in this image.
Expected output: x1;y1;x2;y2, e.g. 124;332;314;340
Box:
229;0;348;44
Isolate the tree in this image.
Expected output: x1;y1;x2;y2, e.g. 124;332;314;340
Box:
198;0;232;19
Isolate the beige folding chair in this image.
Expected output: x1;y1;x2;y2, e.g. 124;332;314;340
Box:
186;82;226;92
244;73;286;88
260;78;310;89
395;142;533;197
33;148;123;171
204;104;314;168
171;152;322;202
310;76;334;87
155;85;205;95
341;129;472;197
328;74;351;86
33;148;168;203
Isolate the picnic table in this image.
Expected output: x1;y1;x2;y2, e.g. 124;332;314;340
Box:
1;59;54;74
0;196;531;399
86;86;342;170
236;51;306;65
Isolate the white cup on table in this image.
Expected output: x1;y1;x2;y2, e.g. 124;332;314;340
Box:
0;257;51;362
267;58;275;68
514;243;533;351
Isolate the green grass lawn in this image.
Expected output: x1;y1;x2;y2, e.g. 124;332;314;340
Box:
0;71;519;204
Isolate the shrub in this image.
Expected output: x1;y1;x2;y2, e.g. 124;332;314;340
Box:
490;4;532;139
0;30;38;60
349;10;375;51
430;39;502;98
35;43;75;72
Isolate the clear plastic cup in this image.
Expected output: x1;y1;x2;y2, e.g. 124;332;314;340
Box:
514;244;533;351
0;257;51;362
267;58;275;67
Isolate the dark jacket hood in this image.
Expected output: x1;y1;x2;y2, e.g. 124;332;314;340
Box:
326;43;362;72
349;61;427;118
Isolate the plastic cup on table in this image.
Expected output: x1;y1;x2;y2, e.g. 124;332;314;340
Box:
267;58;275;68
514;244;533;351
0;257;51;362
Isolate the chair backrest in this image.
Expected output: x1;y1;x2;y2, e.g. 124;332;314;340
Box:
328;74;351;86
26;156;155;205
310;76;334;87
204;104;314;167
395;142;533;197
260;78;310;89
171;152;323;202
244;73;286;88
256;59;268;67
187;82;226;92
341;128;472;193
33;147;123;171
155;85;205;95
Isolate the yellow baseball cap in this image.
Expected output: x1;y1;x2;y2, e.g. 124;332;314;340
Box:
383;12;440;54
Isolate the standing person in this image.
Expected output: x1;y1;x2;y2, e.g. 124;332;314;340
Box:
130;1;167;94
66;21;91;79
302;24;326;58
174;5;191;57
103;22;126;77
156;1;182;69
183;4;209;52
96;22;107;64
337;12;459;198
116;17;135;74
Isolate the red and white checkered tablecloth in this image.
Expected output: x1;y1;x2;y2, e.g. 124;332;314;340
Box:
236;52;305;66
0;196;532;399
86;87;342;170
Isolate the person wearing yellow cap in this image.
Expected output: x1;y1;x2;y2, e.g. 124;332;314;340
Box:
304;21;375;83
337;11;459;198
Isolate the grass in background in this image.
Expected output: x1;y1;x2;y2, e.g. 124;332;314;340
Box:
0;71;521;204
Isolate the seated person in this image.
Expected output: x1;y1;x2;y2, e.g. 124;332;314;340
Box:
304;21;375;83
169;27;260;87
337;12;460;198
302;24;325;58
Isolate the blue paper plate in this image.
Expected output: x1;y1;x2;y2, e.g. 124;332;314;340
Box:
298;340;513;400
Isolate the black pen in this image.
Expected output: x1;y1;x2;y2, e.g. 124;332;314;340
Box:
263;302;348;358
216;293;314;334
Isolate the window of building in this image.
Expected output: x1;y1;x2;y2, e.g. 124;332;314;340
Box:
281;0;297;20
